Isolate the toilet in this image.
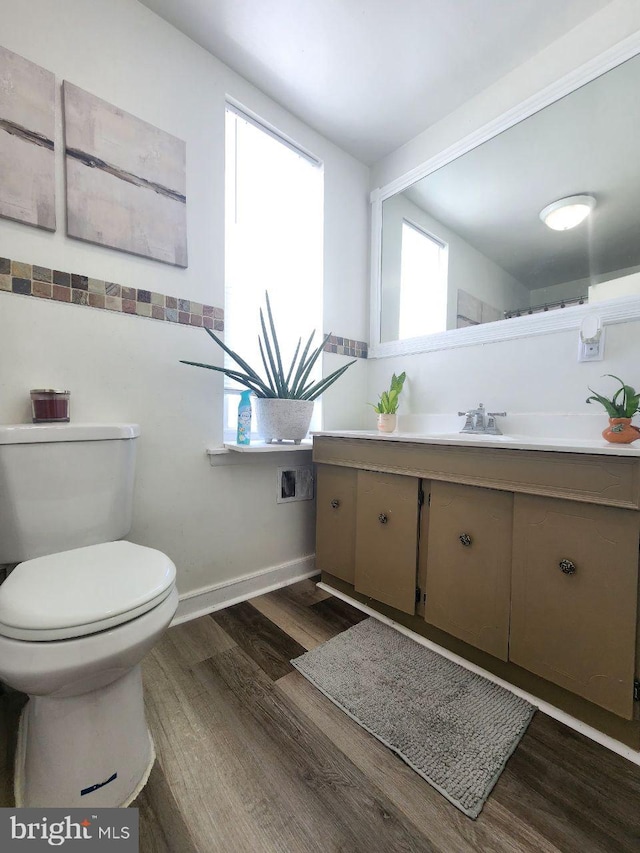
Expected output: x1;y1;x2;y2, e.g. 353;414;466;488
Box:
0;423;178;808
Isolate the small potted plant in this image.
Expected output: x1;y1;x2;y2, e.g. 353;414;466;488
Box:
370;372;406;433
180;292;356;444
586;374;640;443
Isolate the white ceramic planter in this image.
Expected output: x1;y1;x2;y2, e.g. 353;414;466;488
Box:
377;413;397;433
255;398;314;444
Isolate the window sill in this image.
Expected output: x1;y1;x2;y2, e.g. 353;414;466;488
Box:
225;439;313;453
206;439;313;465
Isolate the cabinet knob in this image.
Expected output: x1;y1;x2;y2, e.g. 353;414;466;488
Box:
459;533;472;547
559;559;576;575
378;513;388;524
330;499;340;509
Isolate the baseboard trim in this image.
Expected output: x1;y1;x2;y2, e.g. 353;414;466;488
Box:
172;556;317;625
317;582;640;767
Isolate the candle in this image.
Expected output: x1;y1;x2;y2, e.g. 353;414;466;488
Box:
30;389;70;423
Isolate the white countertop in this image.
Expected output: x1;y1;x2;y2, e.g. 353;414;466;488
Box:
311;429;640;457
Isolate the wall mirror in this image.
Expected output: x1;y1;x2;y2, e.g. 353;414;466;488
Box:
370;41;640;357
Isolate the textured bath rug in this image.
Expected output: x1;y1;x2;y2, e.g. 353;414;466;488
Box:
291;617;535;819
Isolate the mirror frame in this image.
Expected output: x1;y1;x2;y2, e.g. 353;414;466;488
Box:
369;32;640;359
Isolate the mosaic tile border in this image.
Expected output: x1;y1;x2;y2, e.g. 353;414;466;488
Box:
324;334;368;359
0;257;368;356
0;257;224;330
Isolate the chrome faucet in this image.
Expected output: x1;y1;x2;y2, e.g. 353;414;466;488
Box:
458;403;507;435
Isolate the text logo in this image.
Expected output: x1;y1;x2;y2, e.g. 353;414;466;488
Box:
0;809;138;850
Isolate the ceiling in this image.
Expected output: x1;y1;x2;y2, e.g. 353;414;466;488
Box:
403;52;640;291
138;0;612;165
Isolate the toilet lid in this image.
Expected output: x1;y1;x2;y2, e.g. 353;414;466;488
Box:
0;541;176;641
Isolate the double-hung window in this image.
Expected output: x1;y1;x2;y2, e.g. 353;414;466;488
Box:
224;103;324;440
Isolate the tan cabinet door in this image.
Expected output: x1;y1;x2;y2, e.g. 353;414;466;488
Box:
424;481;513;660
315;464;357;583
510;494;639;719
355;470;420;614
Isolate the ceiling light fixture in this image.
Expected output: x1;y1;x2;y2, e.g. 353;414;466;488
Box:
539;194;596;231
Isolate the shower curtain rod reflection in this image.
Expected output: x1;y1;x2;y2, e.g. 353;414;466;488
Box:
504;293;586;319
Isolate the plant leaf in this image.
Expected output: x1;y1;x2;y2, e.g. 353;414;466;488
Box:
604;374;629;389
603;374;639;415
586;391;619;418
293;333;332;398
611;385;624;409
182;297;356;403
304;361;357;401
290;330;317;396
260;308;285;396
390;371;406;394
588;375;640;417
258;337;278;395
202;327;264;384
265;292;287;394
285;337;302;389
626;393;640;418
373;371;406;413
179;360;273;397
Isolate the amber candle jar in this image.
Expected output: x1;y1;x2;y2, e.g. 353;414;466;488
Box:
30;389;71;423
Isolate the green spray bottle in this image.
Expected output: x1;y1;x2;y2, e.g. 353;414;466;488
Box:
237;390;252;445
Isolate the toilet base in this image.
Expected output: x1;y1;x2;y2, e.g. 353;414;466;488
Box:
14;664;155;808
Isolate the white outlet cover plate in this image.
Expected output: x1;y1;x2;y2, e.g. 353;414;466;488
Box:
577;326;605;362
277;465;314;503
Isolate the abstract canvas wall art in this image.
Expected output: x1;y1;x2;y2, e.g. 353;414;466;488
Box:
0;45;56;231
63;82;187;267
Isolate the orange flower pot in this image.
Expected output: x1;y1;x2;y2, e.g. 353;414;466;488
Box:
602;417;640;444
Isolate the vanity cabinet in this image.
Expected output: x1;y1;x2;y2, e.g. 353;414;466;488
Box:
315;464;357;584
510;494;639;718
424;481;513;661
354;471;420;614
314;435;640;728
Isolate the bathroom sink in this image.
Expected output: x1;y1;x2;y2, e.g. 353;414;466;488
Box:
393;431;515;443
312;429;640;456
398;432;640;453
429;432;512;441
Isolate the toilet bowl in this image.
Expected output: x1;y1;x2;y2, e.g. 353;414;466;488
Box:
0;424;178;807
0;541;178;807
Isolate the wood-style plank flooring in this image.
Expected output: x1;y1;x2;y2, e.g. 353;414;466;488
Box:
1;578;639;852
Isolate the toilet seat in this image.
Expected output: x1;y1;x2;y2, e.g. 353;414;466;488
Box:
0;541;176;641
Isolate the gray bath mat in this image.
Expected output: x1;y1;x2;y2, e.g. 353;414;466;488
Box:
291;617;534;818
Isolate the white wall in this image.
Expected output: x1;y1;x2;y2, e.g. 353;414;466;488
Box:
541;262;640;307
528;280;588;308
368;0;640;423
371;0;640;190
367;320;640;421
0;0;370;595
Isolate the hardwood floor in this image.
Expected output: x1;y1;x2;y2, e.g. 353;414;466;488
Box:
1;577;639;851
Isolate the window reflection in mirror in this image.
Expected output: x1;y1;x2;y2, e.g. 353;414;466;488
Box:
381;214;448;342
378;51;640;346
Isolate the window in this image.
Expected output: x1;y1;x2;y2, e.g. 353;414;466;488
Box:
399;220;448;339
224;103;324;440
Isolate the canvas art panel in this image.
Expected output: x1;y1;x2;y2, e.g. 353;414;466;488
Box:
63;82;187;267
0;45;56;231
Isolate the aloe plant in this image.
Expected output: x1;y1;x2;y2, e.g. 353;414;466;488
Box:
586;374;640;418
370;372;407;414
180;292;356;399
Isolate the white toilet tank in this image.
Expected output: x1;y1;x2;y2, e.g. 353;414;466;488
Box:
0;423;139;563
